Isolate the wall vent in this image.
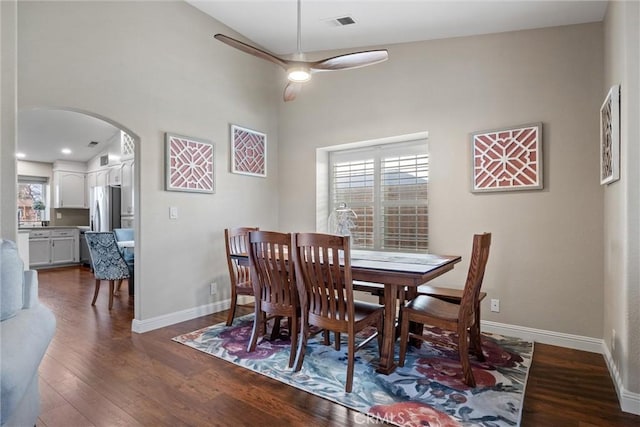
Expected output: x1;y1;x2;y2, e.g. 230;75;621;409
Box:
100;155;109;166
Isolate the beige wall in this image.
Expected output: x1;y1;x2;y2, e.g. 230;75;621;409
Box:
16;1;281;319
603;0;640;400
278;23;605;338
1;0;18;241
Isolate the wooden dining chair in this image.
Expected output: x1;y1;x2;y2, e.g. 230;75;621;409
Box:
84;232;130;310
246;231;299;368
292;232;384;393
398;233;491;387
225;227;259;326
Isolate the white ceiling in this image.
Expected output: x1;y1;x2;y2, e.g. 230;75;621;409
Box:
188;0;608;56
17;1;608;164
18;110;119;164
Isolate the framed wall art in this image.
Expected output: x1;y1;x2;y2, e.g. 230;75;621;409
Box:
600;85;620;185
165;133;215;193
471;123;543;193
231;124;266;177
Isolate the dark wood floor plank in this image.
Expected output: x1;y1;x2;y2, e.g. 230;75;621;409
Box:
33;266;639;426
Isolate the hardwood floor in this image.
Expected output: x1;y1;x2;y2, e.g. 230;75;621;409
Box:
34;266;639;426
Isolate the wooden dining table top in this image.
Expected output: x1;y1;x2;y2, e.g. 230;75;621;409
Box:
231;248;462;374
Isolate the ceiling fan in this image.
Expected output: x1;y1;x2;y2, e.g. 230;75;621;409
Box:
214;0;389;102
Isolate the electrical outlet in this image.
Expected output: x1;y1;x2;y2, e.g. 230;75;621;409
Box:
210;282;217;296
490;298;500;313
56;212;62;219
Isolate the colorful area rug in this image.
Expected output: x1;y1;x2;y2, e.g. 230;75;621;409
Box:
173;315;533;426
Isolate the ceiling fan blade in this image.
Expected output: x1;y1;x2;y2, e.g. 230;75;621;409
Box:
214;34;289;69
283;82;302;102
311;50;389;71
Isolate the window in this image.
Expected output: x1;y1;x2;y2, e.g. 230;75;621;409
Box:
329;139;428;252
18;175;49;224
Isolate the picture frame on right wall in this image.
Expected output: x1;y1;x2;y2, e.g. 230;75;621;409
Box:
600;84;620;185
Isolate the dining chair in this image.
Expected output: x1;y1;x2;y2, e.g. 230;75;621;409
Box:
398;232;491;387
292;232;384;393
84;231;131;310
246;230;299;368
224;227;259;326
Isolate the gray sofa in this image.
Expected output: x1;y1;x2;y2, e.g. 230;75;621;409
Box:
1;239;56;427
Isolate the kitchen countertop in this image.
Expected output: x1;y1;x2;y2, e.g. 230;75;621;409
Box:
19;226;90;231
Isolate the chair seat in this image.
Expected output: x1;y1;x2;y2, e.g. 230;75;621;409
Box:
353;300;384;320
405;294;459;322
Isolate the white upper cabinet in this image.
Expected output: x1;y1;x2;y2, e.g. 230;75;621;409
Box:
53;161;87;208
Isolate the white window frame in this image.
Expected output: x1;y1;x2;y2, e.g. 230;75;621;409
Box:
316;132;429;252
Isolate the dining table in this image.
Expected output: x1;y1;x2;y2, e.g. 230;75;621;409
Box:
231;248;461;375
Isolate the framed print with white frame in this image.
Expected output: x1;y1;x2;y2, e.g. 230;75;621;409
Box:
471;122;543;192
165;133;215;193
600;84;620;185
231;124;267;177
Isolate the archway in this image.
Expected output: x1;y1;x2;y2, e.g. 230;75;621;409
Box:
17;107;141;322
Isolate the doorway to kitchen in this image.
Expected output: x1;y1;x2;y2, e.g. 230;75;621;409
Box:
17;107;141;323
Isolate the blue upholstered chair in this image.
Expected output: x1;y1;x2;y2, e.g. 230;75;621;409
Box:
113;228;134;293
85;232;130;310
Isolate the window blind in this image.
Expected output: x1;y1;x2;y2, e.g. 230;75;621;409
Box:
329;139;429;252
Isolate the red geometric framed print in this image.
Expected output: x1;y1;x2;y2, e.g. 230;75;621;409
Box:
600;85;620;185
471;123;543;192
165;133;214;193
231;124;266;177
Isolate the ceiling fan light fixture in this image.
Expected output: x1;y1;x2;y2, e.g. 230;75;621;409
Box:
287;67;311;83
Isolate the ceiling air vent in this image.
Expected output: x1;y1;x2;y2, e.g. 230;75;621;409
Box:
88;141;99;147
335;16;356;26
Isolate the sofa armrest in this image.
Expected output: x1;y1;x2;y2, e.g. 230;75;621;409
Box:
22;270;39;309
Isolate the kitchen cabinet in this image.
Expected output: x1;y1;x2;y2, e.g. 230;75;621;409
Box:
51;229;78;264
54;171;86;208
28;228;79;267
120;160;134;216
109;165;121;186
95;168;109;188
29;231;51;267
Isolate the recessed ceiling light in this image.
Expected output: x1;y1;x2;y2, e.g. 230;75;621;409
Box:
16;152;26;159
61;148;72;155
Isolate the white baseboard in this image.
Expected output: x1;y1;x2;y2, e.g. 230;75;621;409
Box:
602;343;640;415
131;299;230;333
483;320;640;416
481;320;603;353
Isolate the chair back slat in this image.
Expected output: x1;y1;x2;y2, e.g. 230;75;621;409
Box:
293;233;354;327
459;233;492;325
248;231;296;312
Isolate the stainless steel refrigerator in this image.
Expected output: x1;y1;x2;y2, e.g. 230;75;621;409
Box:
90;186;121;232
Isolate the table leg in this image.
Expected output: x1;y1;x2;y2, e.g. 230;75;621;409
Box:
377;283;399;375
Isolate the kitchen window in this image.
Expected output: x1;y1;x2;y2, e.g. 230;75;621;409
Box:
328;139;429;252
18;175;50;225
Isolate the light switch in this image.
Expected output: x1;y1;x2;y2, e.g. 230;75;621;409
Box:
169;206;178;219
